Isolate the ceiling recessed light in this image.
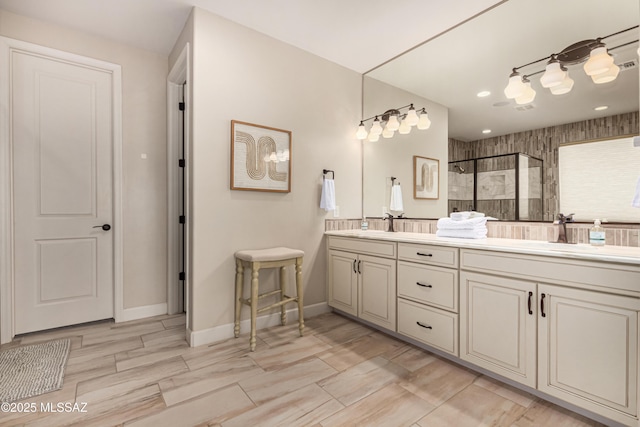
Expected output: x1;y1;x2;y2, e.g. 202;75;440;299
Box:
477;91;491;98
482;129;492;134
594;105;608;111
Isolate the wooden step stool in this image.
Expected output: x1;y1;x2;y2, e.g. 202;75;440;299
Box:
234;247;304;351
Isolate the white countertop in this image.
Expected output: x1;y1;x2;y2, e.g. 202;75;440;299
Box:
325;229;640;266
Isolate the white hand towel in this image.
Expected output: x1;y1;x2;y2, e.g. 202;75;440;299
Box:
436;227;488;239
437;216;487;230
320;178;336;211
633;176;640;208
390;184;404;212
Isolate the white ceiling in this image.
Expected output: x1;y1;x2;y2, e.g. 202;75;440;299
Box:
0;0;503;73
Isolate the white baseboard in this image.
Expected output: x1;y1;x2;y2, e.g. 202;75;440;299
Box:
121;302;168;322
188;302;330;347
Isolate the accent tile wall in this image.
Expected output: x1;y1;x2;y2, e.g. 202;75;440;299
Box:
449;112;639;222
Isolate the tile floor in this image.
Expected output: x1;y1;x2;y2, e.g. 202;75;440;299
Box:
0;312;607;426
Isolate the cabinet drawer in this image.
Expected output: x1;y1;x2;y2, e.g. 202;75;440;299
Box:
328;236;396;259
397;262;458;312
398;298;458;356
461;249;640;295
398;243;458;268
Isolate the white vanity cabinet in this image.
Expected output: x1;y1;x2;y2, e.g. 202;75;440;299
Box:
538;284;638;423
397;243;459;356
327;236;397;330
325;231;640;427
459;271;537;387
460;248;640;426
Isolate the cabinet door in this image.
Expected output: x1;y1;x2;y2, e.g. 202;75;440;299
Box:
328;250;358;316
460;272;537;387
538;284;638;421
358;254;396;330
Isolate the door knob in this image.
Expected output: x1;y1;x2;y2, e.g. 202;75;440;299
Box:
93;224;111;231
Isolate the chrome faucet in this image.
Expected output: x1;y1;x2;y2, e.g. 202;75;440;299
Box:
555;213;574;243
384;213;395;232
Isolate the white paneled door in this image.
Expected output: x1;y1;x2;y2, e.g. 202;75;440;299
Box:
12;50;114;334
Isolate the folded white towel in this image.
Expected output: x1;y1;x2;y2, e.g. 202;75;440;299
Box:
320;178;336;211
390;184;404;212
450;211;485;221
437;216;487;230
449;211;470;221
633;176;640;208
436;227;488;239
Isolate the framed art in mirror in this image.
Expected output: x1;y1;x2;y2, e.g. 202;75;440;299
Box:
230;120;291;193
414;155;439;200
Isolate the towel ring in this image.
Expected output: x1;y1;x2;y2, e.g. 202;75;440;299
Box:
323;169;335;179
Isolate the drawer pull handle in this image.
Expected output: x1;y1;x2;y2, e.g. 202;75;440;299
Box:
416;282;432;288
540;293;546;318
416;252;433;257
357;260;361;274
353;259;357;274
416;321;432;329
527;291;533;315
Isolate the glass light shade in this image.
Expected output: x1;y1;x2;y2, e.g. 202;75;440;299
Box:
269;152;278;162
263;154;270;162
356;123;368;140
386;115;400;131
504;74;525;99
367;131;380;142
382;127;394;138
515;81;536;104
370;118;383;135
417;113;431;130
398;119;411;134
550;75;574;95
583;46;614;76
540;61;566;88
405;107;419;126
591;63;620;84
283;149;290;161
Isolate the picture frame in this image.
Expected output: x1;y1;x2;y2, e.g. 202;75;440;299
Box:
231;120;291;193
413;155;439;199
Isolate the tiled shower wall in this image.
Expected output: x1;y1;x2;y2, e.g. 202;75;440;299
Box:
325;219;640;247
449;112;639;222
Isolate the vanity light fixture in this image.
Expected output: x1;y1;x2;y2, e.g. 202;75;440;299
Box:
356;104;431;140
503;25;639;104
477;90;491;98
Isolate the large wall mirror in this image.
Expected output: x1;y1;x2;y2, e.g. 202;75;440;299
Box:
363;0;639;222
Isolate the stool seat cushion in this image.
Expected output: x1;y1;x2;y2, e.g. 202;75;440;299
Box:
235;247;304;262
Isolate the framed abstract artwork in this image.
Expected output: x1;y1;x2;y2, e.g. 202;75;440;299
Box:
413;155;439;199
230;120;291;192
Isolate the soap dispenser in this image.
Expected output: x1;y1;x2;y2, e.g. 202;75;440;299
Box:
589;219;605;246
361;216;369;231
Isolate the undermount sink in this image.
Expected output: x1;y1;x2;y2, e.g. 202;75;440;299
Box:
518;240;598;252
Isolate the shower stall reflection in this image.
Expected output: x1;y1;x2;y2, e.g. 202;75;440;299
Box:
448;153;543;221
